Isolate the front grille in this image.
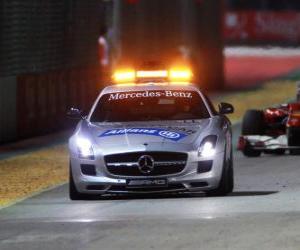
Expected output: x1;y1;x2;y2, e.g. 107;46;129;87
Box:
104;152;187;176
105;152;187;163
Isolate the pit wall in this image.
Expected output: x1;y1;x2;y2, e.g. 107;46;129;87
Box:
0;77;17;143
0;67;101;144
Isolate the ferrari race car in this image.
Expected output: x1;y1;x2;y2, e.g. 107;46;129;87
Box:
67;68;234;200
238;84;300;157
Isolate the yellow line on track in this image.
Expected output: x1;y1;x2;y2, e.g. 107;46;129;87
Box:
0;145;68;207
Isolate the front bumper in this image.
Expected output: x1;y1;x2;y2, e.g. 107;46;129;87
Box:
70;151;225;194
238;134;300;151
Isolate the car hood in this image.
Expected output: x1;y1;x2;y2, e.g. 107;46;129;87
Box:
87;120;213;150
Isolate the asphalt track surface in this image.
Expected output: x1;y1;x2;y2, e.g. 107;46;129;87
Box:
1;124;300;250
2;47;300;249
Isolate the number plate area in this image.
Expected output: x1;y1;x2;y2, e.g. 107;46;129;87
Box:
126;179;168;188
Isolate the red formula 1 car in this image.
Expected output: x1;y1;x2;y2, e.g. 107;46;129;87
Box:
238;86;300;157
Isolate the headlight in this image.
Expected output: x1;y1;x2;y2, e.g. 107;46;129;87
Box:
76;137;95;160
198;135;218;157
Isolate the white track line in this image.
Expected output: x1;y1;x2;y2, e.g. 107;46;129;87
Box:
0;182;67;211
225;46;300;57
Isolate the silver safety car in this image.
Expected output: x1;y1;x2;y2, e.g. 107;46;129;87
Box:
68;70;234;199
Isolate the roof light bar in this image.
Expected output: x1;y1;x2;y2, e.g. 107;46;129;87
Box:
113;68;193;84
169;69;193;82
136;70;168;78
113;70;136;83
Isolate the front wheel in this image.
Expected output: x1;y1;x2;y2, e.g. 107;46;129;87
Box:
242;142;262;157
241;110;265;157
288;128;300;155
206;156;234;197
264;149;285;155
69;166;100;200
242;110;265;136
289;149;300;155
272;149;286;155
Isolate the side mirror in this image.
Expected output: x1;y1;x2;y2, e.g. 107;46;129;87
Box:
219;102;234;115
67;108;84;120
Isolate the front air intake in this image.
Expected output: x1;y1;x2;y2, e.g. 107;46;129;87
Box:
197;161;213;174
81;164;96;176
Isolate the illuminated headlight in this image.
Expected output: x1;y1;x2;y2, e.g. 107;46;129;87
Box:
76;137;95;160
198;135;218;157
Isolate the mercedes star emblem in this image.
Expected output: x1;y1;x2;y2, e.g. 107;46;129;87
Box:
138;155;155;174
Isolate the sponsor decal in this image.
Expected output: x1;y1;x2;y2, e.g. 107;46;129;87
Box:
108;91;193;101
99;128;188;141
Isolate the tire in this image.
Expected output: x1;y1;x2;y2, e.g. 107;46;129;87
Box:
242;110;265;135
69;166;99;201
227;151;234;193
242;142;262;157
206;154;234;197
290;149;300;155
287;128;300;155
264;149;285;155
241;110;265;157
273;149;286;155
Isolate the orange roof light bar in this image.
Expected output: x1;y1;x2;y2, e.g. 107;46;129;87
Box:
169;68;193;82
136;70;168;78
113;67;193;84
113;70;136;83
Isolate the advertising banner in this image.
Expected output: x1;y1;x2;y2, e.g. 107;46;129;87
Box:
224;11;300;44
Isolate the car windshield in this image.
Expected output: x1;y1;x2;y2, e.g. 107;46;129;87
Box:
90;90;210;122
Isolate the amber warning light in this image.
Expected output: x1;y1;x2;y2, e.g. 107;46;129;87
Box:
113;68;193;84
